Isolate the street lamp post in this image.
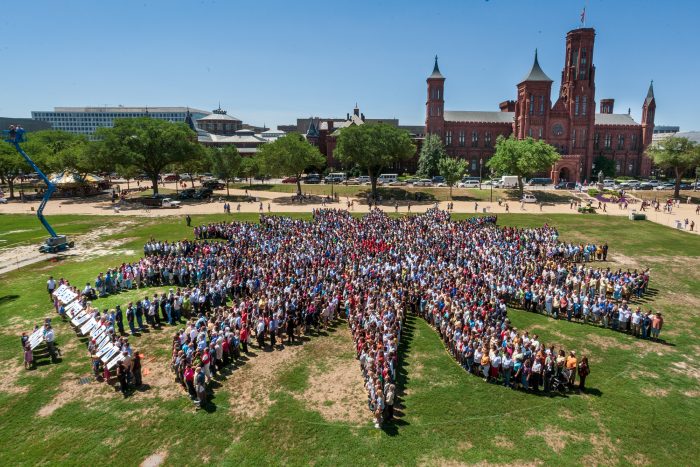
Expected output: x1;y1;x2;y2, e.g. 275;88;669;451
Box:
479;158;483;190
490;169;494;203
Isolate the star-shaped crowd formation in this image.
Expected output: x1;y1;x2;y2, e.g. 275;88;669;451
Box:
55;208;646;425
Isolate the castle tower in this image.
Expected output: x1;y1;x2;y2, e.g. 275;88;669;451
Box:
641;81;656;146
426;55;445;138
514;50;553;140
558;28;597;179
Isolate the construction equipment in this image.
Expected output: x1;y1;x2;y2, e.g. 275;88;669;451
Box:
3;127;75;253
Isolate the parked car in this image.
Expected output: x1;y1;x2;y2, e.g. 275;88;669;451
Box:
527;177;552;186
638;183;654;190
357;176;371;184
163;173;180;182
193;188;214;199
344;178;361;185
432;175;445;184
679;182;692;190
521;193;538;203
458;180;480;188
303;174;321;184
414;179;433;187
281;176;298;184
177;188;197;199
141;194;168;207
202;179;225;190
555;181;576;189
161;198;181;208
0;197;8;204
655;183;675;190
388;180;407;186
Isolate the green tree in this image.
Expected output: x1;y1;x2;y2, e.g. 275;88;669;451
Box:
23;130;89;174
417;134;447;178
334;123;416;199
115;164;140;191
438;157;467;199
239;156;261;187
209;145;242;196
593;155;616;178
95;117;201;195
0;143;29;199
257;133;325;195
175;144;208;190
647;136;700;198
487;136;560;197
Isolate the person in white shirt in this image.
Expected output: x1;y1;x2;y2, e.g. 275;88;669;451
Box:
47;276;56;300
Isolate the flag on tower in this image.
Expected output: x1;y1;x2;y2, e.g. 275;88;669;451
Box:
580;7;586;25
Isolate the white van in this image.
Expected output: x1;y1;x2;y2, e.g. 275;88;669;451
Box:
378;173;398;184
521;193;537;203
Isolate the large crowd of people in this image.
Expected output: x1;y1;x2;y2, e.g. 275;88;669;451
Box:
43;207;665;421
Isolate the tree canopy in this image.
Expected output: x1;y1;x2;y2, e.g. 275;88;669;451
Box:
438;157;467;199
257;133;325;195
417;134;447;178
646;136;700;198
95;117;201;194
487;136;560;197
334;123;415;199
0;142;29;198
209;145;242;196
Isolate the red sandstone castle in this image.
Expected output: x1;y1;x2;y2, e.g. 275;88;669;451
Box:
426;28;656;183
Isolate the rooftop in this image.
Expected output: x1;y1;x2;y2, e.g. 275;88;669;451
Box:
519;50;553;83
444;111;514;124
594;113;639;126
46;106;209;114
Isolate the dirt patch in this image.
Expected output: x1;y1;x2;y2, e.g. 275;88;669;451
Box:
297;354;367;424
493;435;514;449
582;411;620;466
629;370;660;380
525;427;583;453
141;451;167;467
457;440;473;452
670;361;700;382
557;408;576;421
586;334;632;352
624;453;651;466
682;390;700;397
225;339;308;418
640;387;669;397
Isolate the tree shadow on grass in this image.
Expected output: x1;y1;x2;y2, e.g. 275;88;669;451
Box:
382;314;415;436
0;295;20;306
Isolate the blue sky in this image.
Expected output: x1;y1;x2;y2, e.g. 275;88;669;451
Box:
2;0;698;130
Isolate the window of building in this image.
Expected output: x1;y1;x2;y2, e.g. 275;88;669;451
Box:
445;130;452;146
528;128;532;138
575;96;580;116
617;134;625;150
538;127;543;139
539;96;545;115
628;161;634;174
471;160;477;171
459;131;465;147
604;133;612;149
484;132;491;147
580;48;587;80
471;131;479;148
616;161;621;174
631;134;638;150
571;48;578;66
529;94;534;115
582;95;587;116
572;129;577;148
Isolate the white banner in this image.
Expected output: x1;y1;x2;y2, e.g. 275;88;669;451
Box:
96;342;114;359
79;317;97;336
28;328;44;350
106;351;125;369
52;284;78;305
64;301;84;319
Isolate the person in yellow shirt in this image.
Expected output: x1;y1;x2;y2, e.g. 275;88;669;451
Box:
565;351;578;388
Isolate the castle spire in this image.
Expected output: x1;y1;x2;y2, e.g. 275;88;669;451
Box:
520;49;552;83
429;55;444;79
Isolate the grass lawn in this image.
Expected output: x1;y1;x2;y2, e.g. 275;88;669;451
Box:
0;213;698;465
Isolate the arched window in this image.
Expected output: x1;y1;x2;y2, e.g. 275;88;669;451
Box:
582;96;587;116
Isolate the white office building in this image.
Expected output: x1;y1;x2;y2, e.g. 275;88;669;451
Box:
31;106;209;139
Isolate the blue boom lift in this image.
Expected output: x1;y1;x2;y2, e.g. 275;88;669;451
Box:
3;127;75;253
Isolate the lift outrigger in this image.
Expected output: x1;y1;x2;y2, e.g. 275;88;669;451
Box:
3;126;75;253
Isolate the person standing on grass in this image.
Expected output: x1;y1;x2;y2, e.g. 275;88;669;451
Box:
132;352;142;388
384;381;395;421
651;312;664;341
24;344;33;370
566;351;577;388
577;356;590;393
195;366;207;406
117;361;128;397
47;276;56;300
